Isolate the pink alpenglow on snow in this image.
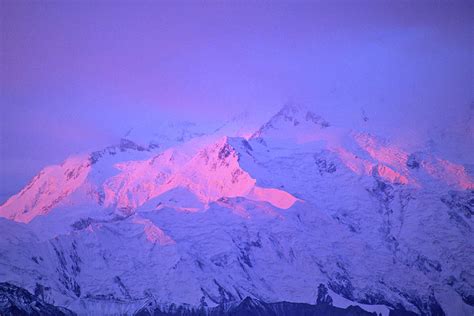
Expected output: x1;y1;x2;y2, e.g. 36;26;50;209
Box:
0;155;92;223
132;217;175;245
371;164;409;185
424;158;474;190
0;104;473;316
0;136;300;224
1;2;473;316
247;187;300;210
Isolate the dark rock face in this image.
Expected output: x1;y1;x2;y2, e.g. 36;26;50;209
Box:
314;156;337;175
441;190;474;219
241;139;253;152
329;273;356;302
120;138;147;152
446;271;474;307
89;138;151;165
305;111;330;128
441;190;473;233
52;242;81;298
460;293;474;306
88;146;118;165
388;310;418;316
0;282;76;316
316;283;334;306
218;143;233;160
406;154;421;170
71;217;95;230
0;282;426;316
134;296;377;316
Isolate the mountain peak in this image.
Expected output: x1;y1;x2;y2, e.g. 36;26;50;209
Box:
0;154;92;223
251;103;330;141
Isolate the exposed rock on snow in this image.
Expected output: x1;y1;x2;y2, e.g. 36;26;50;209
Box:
0;282;76;316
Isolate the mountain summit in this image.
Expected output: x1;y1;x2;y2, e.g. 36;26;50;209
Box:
251;103;330;141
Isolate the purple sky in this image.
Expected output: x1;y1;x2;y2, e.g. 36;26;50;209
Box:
1;1;473;202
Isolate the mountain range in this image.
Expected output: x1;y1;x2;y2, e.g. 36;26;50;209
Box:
0;104;473;316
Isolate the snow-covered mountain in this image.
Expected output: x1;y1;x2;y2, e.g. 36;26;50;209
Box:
0;104;472;316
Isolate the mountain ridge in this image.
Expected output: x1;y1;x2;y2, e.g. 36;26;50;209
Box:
0;104;473;316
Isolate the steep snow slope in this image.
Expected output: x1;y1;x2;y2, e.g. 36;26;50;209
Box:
0;155;92;223
0;104;473;316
